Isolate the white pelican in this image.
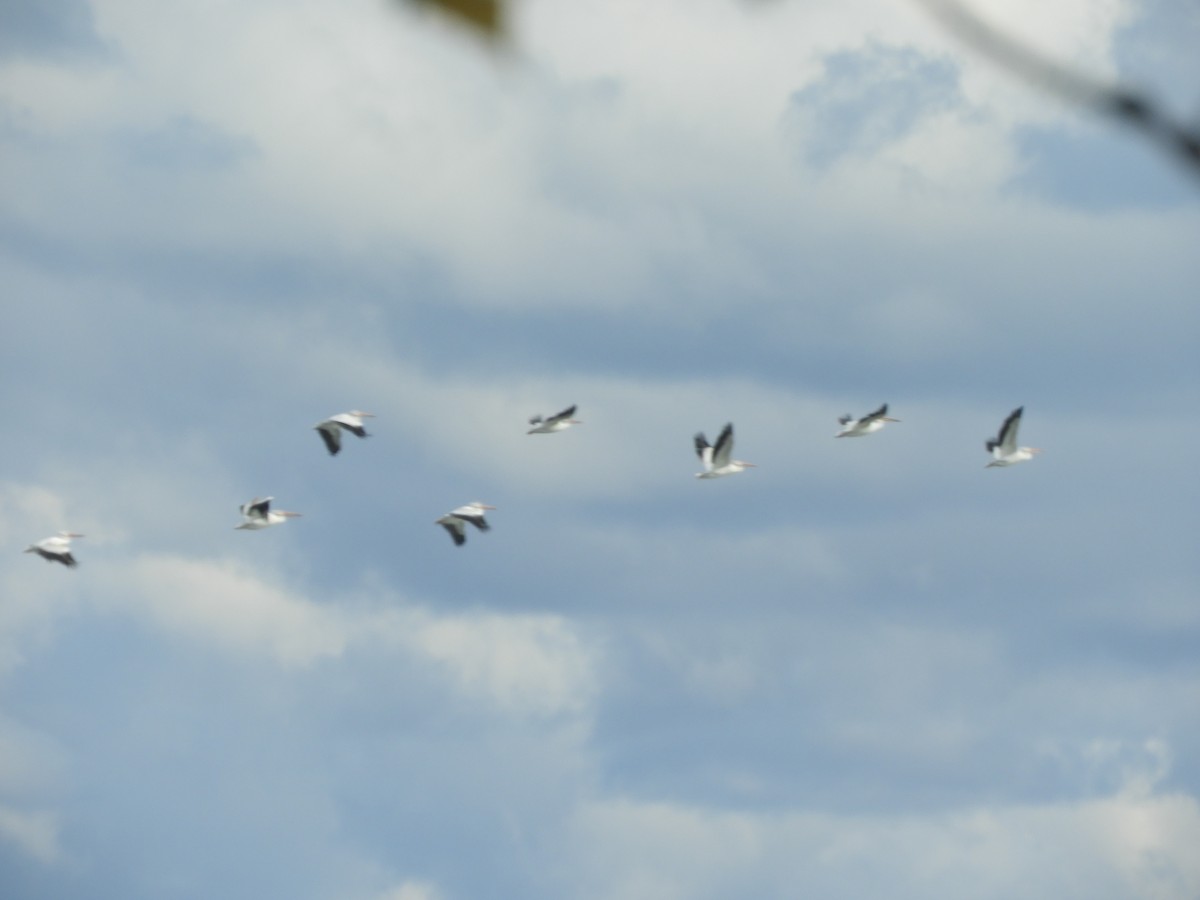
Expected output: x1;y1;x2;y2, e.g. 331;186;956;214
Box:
315;411;375;456
694;423;756;478
436;502;495;546
528;405;581;434
836;403;900;437
24;532;84;567
986;406;1042;467
236;497;302;529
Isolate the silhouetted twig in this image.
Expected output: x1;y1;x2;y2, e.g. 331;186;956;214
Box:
913;0;1200;183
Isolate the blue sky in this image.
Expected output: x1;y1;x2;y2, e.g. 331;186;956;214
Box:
2;1;1198;898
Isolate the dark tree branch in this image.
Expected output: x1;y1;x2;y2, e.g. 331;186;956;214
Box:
913;0;1200;184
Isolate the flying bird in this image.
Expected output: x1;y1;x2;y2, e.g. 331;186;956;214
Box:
436;501;496;546
527;405;581;434
24;532;84;567
836;403;900;437
694;423;756;478
314;411;375;456
986;406;1042;467
236;497;302;529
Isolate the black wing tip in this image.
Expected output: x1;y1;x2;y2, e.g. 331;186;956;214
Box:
1000;406;1024;434
714;422;734;449
316;428;341;455
441;523;466;546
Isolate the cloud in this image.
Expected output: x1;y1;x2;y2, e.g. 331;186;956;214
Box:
1;2;1196;899
0;805;61;864
105;554;348;667
413;611;599;717
561;773;1200;900
118;114;258;170
789;42;962;168
0;0;108;61
0;483;79;543
81;550;602;719
374;881;445;900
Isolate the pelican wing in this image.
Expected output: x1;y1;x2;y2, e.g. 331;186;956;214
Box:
545;405;577;426
316;421;342;455
989;407;1023;455
329;413;369;438
437;518;467;546
693;433;713;470
36;547;77;567
458;513;490;532
243;497;272;519
711;423;734;469
863;403;888;422
450;504;491;531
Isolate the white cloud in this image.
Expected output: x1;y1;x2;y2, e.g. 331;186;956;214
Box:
374;880;445;900
84;550;601;718
1;3;1195;899
412;611;599;717
104;554;348;667
0;804;62;864
562;774;1200;900
1;0;1144;314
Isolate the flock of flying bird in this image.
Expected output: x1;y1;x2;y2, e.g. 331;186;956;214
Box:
22;403;1040;567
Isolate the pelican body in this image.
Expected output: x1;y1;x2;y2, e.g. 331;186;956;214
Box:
836;403;900;437
24;532;84;567
315;411;375;456
236;497;302;529
986;406;1042;467
436;502;496;546
694;423;756;478
528;405;581;434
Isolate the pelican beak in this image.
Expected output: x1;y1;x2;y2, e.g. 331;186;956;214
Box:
883;417;901;422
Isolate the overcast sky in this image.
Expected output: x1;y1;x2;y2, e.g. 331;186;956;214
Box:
2;1;1199;898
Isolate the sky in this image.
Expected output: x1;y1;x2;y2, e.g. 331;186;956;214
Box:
1;0;1198;898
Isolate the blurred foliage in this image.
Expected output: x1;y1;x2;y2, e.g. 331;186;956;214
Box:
403;0;506;42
